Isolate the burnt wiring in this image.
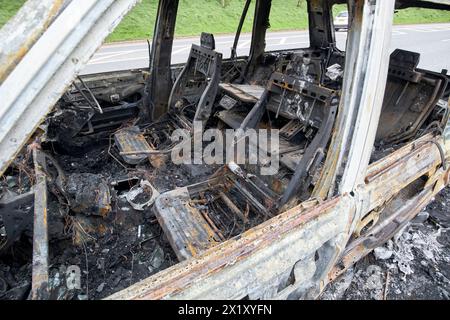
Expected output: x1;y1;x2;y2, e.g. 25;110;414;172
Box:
75;76;103;114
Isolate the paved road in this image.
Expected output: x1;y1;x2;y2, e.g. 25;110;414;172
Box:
81;23;450;75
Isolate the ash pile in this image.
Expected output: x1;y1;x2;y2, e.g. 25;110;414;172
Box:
321;187;450;300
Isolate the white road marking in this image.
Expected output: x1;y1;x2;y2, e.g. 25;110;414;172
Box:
266;35;308;42
171;47;189;55
89;50;136;63
399;26;450;33
86;25;450;67
391;30;407;36
94;51;132;57
88;56;150;65
237;40;250;49
101;41;153;49
267;41;309;47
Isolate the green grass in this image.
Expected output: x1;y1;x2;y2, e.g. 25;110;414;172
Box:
0;0;26;27
394;7;450;24
1;0;450;43
106;0;310;42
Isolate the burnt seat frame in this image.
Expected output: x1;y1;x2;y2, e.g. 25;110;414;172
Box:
237;72;339;208
168;33;223;128
113;33;223;162
376;49;448;145
154;71;340;261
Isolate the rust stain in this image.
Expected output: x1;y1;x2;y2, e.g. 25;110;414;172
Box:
43;207;48;228
0;0;65;84
99;205;111;218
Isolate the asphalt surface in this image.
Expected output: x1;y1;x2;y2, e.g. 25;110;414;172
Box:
80;23;450;75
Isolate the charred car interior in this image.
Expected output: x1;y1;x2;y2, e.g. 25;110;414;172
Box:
0;0;450;300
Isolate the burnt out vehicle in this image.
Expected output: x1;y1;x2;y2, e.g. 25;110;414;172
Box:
0;0;449;300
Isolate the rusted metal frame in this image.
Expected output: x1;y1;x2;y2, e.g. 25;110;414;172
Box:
327;85;450;280
200;209;226;242
154;173;272;261
155;188;221;261
31;147;49;300
443;97;450;155
307;0;336;49
366;141;445;225
0;0;140;177
107;197;350;299
218;191;249;224
362;139;443;213
329;130;449;281
366;133;435;178
232;179;273;218
329;170;446;282
364;187;434;249
145;0;180;121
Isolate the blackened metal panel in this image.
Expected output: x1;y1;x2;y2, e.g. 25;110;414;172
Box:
245;0;272;78
0;0;139;177
31;148;49;300
308;0;336;49
145;0;180;120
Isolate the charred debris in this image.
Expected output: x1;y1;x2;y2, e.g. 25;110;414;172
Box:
1;2;450;300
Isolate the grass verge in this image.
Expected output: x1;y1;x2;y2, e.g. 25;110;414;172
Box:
1;0;450;43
